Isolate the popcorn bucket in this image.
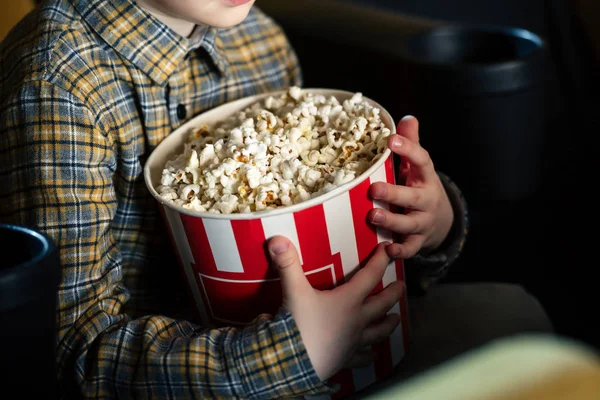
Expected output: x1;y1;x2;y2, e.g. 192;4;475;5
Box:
144;89;410;398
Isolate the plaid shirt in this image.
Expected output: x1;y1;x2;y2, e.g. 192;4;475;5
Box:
0;0;332;398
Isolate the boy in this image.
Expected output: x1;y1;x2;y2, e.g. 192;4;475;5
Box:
0;0;549;398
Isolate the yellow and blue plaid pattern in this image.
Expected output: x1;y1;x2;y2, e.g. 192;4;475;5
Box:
0;0;331;398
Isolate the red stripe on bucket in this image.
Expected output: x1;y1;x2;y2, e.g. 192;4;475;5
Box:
349;178;379;263
397;261;410;351
293;205;333;272
231;219;272;280
178;214;221;326
180;214;217;276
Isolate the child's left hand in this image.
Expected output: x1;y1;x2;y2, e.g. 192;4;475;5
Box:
368;116;454;259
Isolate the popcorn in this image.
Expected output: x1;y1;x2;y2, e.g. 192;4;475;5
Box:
157;87;391;214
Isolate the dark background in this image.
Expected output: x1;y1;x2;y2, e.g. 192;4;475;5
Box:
345;0;548;35
259;0;599;350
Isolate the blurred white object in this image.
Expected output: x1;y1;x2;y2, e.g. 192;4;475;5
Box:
366;334;600;400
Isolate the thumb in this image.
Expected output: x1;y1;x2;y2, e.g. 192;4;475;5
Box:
268;236;312;298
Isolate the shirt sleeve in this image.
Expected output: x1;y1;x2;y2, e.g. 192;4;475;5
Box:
404;172;469;295
0;80;333;399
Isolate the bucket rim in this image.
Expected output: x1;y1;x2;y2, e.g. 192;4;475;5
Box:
143;88;396;221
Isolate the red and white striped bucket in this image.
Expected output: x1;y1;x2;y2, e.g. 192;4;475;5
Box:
144;89;410;398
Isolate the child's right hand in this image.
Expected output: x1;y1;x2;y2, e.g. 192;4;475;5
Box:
268;236;405;381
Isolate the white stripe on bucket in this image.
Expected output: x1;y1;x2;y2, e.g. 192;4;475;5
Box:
163;206;210;326
202;219;244;273
323;191;360;280
370;162;394;244
261;213;304;265
382;260;397;287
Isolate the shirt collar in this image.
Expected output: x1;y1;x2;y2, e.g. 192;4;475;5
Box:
189;25;230;76
71;0;229;86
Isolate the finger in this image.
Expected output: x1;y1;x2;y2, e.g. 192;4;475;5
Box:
369;208;428;235
344;243;391;299
370;183;429;210
386;236;424;259
397;115;420;174
268;236;312;297
343;350;377;369
362;281;405;323
388;135;437;183
359;314;402;348
397;115;420;144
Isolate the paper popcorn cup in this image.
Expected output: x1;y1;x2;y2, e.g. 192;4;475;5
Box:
144;89;410;398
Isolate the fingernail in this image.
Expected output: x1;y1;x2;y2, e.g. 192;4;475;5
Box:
401;115;415;121
269;241;289;255
391;137;403;150
372;210;384;224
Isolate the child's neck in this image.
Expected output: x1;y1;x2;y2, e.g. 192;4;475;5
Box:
138;3;196;38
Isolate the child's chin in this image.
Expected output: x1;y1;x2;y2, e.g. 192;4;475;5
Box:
198;7;253;28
